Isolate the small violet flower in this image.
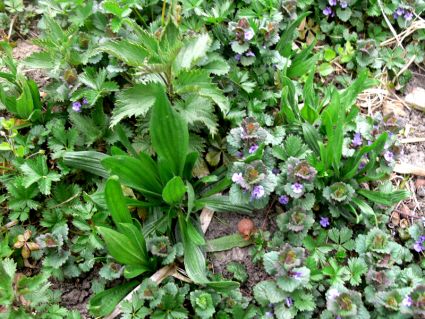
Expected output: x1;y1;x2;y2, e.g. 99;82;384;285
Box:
394;7;405;19
72;101;82;112
82;98;89;105
265;312;273;318
232;172;244;184
244;29;255;41
352;132;362;147
249;144;259;154
320;216;330;228
404;11;413;21
413;236;425;252
251;185;265;199
328;288;340;300
272;167;281;175
279;195;289;205
402;295;413;307
328;0;337;6
285;297;293;307
291;183;304;194
291;271;303;280
384;150;394;162
323;7;333;16
340;1;348;8
245;50;255;57
235;54;242;62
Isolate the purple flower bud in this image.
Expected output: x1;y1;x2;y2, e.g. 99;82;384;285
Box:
265;312;273;318
340;1;348;8
245;50;255;57
235;54;242;62
279;195;289;205
235;151;243;158
384;151;394;162
320;216;330;228
251;185;265;199
82;98;89;105
249;144;259;154
285;297;293;307
396;7;405;16
404;11;413;20
72;101;82;112
352;132;362;147
329;0;337;6
291;183;304;194
244;29;255;41
323;7;333;16
402;295;412;307
272;167;280;175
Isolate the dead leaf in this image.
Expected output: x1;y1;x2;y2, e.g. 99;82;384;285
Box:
405;87;425;112
394;163;425;176
383;100;407;117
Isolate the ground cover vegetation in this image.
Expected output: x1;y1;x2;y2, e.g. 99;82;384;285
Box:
0;0;425;318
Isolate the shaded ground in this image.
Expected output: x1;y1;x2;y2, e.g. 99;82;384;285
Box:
12;40;50;88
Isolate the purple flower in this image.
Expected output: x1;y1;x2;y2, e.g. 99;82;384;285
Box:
291;271;303;280
328;288;340;300
235;54;242;62
244;29;255;41
72;101;82;112
359;160;367;170
279;195;289;205
249;144;259;154
291;183;304;194
82;98;89;105
235;151;243;158
413;236;425;252
251;185;265;199
320;216;330;228
394;7;405;19
265;312;273;318
245;50;255;57
352;132;362;147
340;1;348;8
329;0;337;6
404;11;413;20
384;151;394;162
323;7;333;16
272;167;280;175
402;295;412;307
285;297;293;307
232;172;244;184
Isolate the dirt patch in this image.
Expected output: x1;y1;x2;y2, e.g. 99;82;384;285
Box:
50;271;97;319
12;40;49;88
206;209;276;296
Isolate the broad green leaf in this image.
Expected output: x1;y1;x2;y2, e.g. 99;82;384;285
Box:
100;40;148;66
102;154;162;198
174;33;211;72
105;177;132;226
97;226;146;265
357;189;410;206
111;83;160;127
89;281;138;317
150;85;189;178
63;151;110;178
162;176;186;205
20;156;61;195
186;221;205;246
116;223;149;262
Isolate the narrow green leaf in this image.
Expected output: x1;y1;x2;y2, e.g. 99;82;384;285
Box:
357;189;410;206
63;151;110;178
105;177;132;227
206;234;252;252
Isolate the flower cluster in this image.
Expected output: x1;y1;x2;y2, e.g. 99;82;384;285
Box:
323;0;348;16
393;7;414;20
71;98;88;112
